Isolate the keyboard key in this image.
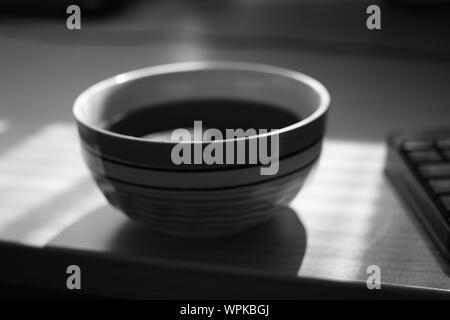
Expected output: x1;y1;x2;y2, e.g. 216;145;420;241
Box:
429;179;450;194
408;150;442;163
388;130;450;258
439;195;450;211
436;138;450;150
402;140;433;151
419;163;450;178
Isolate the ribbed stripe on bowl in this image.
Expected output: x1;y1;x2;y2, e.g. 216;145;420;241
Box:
81;139;321;189
92;167;310;238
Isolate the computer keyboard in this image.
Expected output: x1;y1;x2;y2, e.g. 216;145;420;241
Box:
386;129;450;260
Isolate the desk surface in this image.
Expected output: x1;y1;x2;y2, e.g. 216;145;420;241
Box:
0;0;449;297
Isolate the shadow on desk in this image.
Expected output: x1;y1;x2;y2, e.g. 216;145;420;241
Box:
49;205;308;277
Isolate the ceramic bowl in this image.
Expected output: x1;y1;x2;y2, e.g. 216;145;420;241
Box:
73;61;330;237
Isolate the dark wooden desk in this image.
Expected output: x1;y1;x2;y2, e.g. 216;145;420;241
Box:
0;0;449;298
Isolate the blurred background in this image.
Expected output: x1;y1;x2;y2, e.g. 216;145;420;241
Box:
1;0;450;140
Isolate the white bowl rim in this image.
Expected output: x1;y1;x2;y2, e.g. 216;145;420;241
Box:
73;61;330;145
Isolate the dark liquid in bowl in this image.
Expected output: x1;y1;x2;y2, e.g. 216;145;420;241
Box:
106;99;300;139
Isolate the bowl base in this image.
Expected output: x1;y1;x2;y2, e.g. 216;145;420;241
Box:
122;206;280;239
